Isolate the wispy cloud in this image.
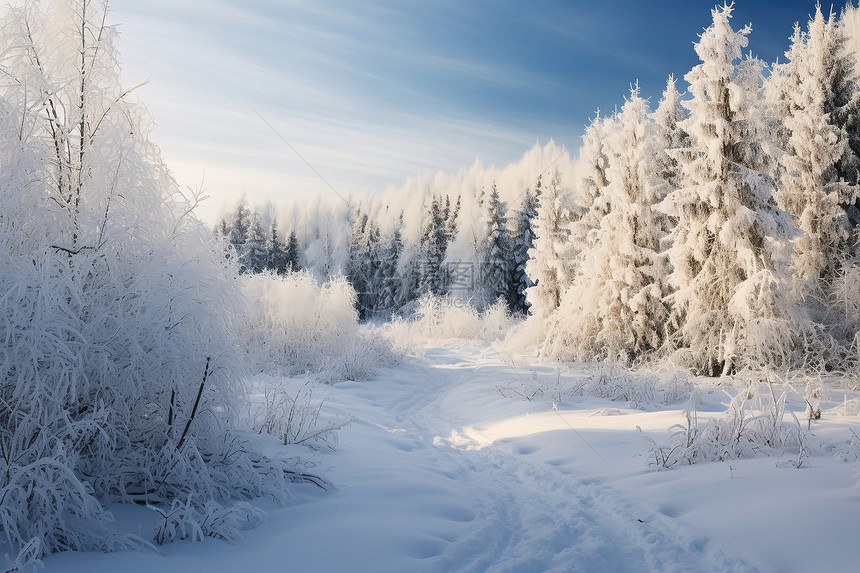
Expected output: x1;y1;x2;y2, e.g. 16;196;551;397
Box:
110;0;813;223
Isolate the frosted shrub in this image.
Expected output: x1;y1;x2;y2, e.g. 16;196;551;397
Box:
247;378;354;451
415;294;481;339
834;429;860;463
385;294;511;352
151;497;265;546
831;263;860;370
574;363;693;407
644;382;811;469
240;271;397;382
502;362;693;407
0;2;303;566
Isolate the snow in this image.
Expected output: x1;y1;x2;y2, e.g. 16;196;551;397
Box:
38;338;860;573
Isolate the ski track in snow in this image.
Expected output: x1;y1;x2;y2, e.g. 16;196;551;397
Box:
321;344;756;573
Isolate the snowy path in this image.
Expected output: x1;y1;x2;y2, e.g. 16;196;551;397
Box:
312;344;754;573
44;342;860;572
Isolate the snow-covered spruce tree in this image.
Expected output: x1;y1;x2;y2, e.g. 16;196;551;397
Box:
265;216;289;275
652;75;689;194
243;210;268;274
651;75;689;324
303;203;350;282
475;182;515;310
215;217;230;240
285;229;301;272
510;181;540;314
372;214;405;318
227;199;250;255
566;111;616;272
525;168;574;318
347;210;371;317
657;3;799;375
214;197;253;273
414;194;459;298
541;113;616;358
561;85;670;363
0;1;298;565
348;209;393;319
769;5;860;290
446;193;462;246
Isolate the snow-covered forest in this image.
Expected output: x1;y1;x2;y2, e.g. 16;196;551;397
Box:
4;1;860;572
221;2;860;375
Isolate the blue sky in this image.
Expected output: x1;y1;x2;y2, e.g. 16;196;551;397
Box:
110;0;828;222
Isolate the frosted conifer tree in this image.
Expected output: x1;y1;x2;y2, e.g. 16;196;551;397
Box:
567;112;615;263
525;169;574;318
541;114;617;357
348;210;384;318
565;85;670;361
244;210;268;274
653;75;689;193
476;182;514;309
266;217;289;275
420;196;447;296
769;5;860;287
228;199;251;247
285;229;300;272
415;195;458;297
658;3;798;374
510;182;540;314
375;214;405;317
303;205;349;282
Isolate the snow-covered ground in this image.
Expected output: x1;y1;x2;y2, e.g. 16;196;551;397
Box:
41;340;860;573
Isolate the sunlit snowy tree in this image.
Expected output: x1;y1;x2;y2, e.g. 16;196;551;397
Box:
653;75;689;194
525;169;574;318
563;86;670;361
541;113;617;358
373;214;406;317
657;3;798;374
769;5;860;287
285;229;301;272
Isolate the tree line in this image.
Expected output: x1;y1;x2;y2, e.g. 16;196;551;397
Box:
531;3;860;374
228;3;860;375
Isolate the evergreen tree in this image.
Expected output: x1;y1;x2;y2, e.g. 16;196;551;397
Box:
539;115;616;360
375;213;405;318
770;5;860;286
285;229;300;272
525;168;574;318
265;217;289;275
348;210;378;318
416;194;458;297
510;182;539;314
476;182;514;309
242;210;268;274
567;112;615;267
228;199;250;247
303;206;350;282
446;194;462;241
657;4;797;374
215;218;230;240
652;75;689;193
567;85;670;361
